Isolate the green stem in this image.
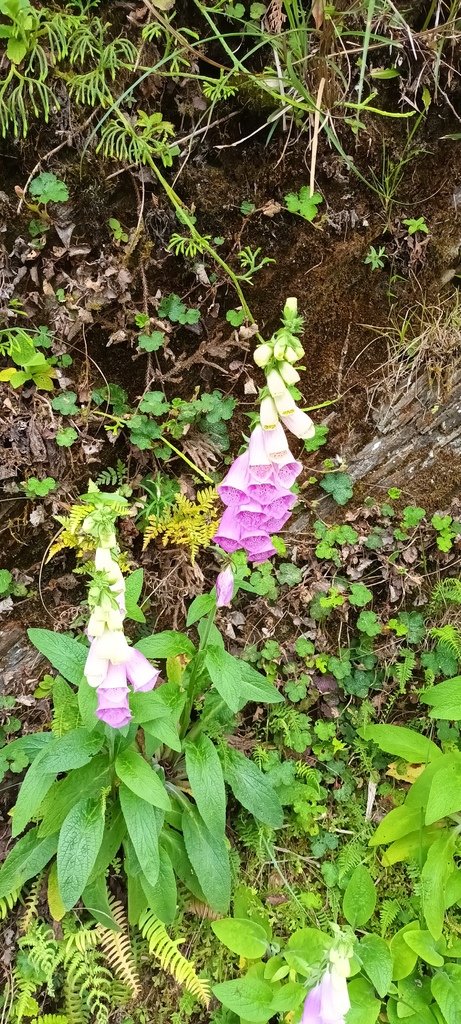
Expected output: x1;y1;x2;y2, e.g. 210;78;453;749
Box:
90;410;213;484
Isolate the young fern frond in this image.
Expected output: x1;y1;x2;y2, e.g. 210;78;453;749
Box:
19;923;63;996
64;926;100;956
143;487;219;563
380;898;401;936
20;876;43;932
95;899;140;997
29;1016;69;1024
392;649;415;689
65;946;112;1024
138;909;211;1007
337;838;367;883
430;577;461;612
0;887;21;921
429;625;461;661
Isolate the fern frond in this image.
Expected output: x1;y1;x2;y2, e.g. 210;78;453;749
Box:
19;922;63;996
392;649;415;690
430;577;461;612
0;887;21;921
29;1016;69;1024
380;898;401;936
65;927;100;956
429;625;461;660
337;838;367;883
65;947;112;1024
143;488;219;563
20;876;43;932
95;899;140;997
138;909;211;1006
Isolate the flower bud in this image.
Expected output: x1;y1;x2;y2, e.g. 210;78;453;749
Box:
266;368;287;399
273;339;287;361
260;395;279;430
216;565;234;608
279;361;300;385
281;407;316;439
253;343;272;368
283;296;298;320
273;387;296;417
283;345;300;364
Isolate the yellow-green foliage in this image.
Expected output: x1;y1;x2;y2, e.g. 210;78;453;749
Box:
138;909;211;1006
96;899;140;997
143;487;219;563
0;888;21;920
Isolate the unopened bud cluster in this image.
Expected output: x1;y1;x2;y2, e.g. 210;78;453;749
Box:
254;297;315;441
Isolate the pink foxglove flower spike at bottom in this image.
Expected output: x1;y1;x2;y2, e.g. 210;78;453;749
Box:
301;963;350;1024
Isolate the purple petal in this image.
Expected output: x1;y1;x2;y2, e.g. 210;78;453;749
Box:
247;481;283;505
275;459;303;487
84;640;109;689
266;494;297;517
301;983;322;1024
218;452;250;505
262;422;291;463
213;507;242;552
248;425;272;482
126;649;160;692
97;706;132;728
237;502;268;530
97;685;130;709
248;545;277;563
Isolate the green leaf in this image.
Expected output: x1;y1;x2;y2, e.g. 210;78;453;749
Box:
284;187;323;222
184;734;226;834
349;583;373;607
371;804;424;846
431;965;461;1024
0;829;57;899
135;631;195;659
82;874;120;930
426;757;461;823
346;977;380;1024
29;172;69;204
320;470;353;505
421;676;461;719
0;568;12;594
205;645;282;712
212;976;275;1024
139;390;170;415
182;806;231;913
140;845;177;925
389;923;420;980
7;37;27;63
356;610;382;637
38;757;110;835
28;628;87;685
51;391;78;415
56;427;78;447
212;918;269;959
124;568;145;623
11;763;56;838
115;748;171;811
343;866;376;928
221;745;283;827
359;934;393;997
421;830;456;938
226;307;246;326
186;592;216;626
403;930;444;967
284;928;331;975
119;784;161;888
138;331;165;353
360;724;441;764
57;795;105;910
88;805;125;883
162;828;205;902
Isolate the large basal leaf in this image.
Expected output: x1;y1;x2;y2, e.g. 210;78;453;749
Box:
82;873;120;931
184;734;226;834
431;965;461;1024
370;804;424;847
358;934;393;997
425;757;461;824
346;977;380;1024
205;646;282;713
11;731;104;838
421;830;456;939
0;829;58;899
115;748;171;811
182;806;231;913
343;866;376;928
359;724;442;764
284;928;331;976
221;746;283;828
212;917;269;959
212;975;276;1024
389;923;420;981
162;827;205;902
28;628;88;685
136;631;195;659
57;795;105;910
88;805;126;883
119;784;161;888
403;930;444;967
421;676;461;720
140;845;177;925
38;755;111;838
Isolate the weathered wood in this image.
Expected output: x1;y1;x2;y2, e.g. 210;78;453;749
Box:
0;622;46;694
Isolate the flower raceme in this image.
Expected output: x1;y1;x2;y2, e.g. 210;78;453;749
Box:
84;546;159;728
213;423;302;563
301;965;350;1024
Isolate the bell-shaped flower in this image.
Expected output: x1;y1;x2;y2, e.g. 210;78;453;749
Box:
96;685;131;729
260;395;279;430
213;507;242;552
253;343;272;367
281;408;316;440
248;425;273;482
267;368;287;399
218;452;250;505
125;649;160;692
216;565;234;608
301;967;350;1024
279;361;300;386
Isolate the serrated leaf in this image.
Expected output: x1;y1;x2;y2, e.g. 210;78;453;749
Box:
205;645;282;712
0;829;57;899
359;934;393;997
221;745;283;827
57;795;105;910
184;734;226;834
182;806;231;913
119;784;161;888
136;631;195;659
343;866;376;928
28;628;88;685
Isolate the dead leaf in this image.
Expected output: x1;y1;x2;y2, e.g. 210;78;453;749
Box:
262;200;282;217
387;762;425;784
312;0;325;28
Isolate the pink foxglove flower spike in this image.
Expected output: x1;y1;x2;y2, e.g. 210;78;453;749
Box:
301;964;350;1024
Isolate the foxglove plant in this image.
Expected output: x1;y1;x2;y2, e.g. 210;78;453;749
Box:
301;962;351;1024
213;296;315;567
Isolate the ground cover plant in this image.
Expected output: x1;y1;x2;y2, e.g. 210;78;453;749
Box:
2;1;461;1023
